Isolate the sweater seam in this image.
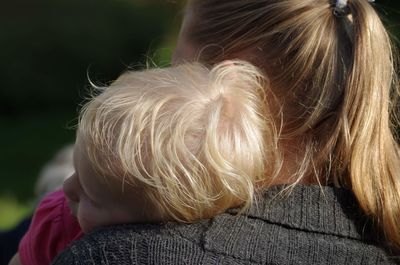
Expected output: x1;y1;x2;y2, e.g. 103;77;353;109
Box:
236;212;373;244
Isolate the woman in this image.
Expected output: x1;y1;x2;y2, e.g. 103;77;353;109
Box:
52;0;400;263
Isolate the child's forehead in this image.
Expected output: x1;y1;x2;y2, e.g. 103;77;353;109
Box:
73;135;127;200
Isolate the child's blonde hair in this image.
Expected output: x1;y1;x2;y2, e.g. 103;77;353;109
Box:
185;0;400;250
78;61;278;222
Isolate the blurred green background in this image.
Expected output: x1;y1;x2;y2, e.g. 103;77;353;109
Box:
0;0;399;230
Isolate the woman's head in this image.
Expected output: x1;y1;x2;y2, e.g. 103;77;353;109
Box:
174;0;400;251
74;61;278;222
174;0;391;132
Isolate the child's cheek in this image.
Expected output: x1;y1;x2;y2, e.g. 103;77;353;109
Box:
77;197;105;233
66;200;78;218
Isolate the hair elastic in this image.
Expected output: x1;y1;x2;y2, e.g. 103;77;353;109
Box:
333;0;376;17
333;0;350;17
335;0;348;10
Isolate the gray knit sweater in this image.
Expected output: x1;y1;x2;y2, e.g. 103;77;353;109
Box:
51;185;399;264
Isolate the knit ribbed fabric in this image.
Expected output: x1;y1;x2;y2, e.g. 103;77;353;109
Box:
51;185;399;264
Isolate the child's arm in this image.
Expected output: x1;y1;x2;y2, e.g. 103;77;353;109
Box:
8;253;21;265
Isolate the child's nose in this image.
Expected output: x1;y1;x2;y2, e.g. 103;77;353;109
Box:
63;173;80;202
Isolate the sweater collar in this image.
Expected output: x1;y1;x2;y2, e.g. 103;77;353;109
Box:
228;184;374;241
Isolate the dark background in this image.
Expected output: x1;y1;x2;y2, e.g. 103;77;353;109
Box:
0;0;398;227
0;0;180;204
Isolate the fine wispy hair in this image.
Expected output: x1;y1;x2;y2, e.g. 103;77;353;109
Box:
78;60;279;222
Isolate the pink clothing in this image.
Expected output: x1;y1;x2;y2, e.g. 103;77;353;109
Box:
19;189;83;265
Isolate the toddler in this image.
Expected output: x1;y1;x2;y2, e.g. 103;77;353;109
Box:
10;60;277;265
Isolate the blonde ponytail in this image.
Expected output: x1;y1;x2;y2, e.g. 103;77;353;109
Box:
339;0;400;250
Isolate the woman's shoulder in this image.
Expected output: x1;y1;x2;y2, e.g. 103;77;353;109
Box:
51;221;241;265
52;185;399;265
214;184;398;264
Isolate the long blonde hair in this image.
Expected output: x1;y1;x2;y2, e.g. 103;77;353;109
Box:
186;0;400;250
78;61;278;222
